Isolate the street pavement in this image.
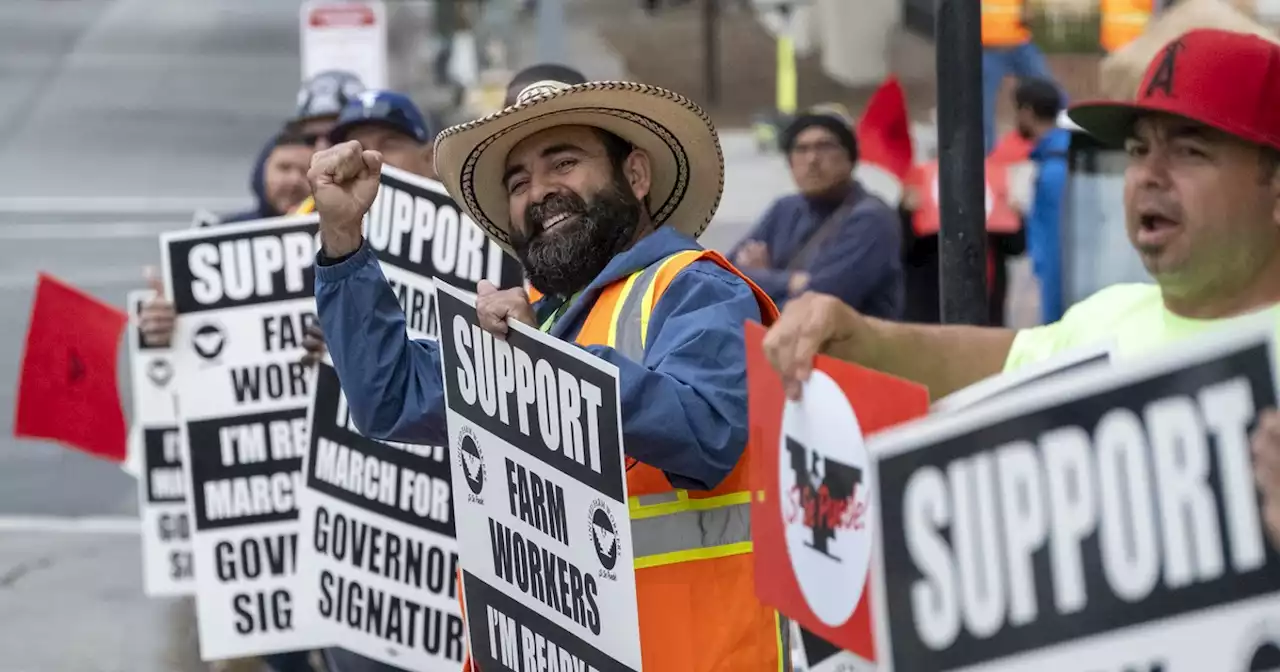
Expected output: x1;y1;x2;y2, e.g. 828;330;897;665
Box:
0;1;303;669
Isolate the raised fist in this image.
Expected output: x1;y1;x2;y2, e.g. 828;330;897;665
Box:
308;140;383;257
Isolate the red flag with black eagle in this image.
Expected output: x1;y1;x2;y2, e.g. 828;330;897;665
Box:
13;273;129;462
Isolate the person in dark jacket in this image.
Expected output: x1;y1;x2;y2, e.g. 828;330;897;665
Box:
220;130;315;224
729;108;904;317
897;188;1027;326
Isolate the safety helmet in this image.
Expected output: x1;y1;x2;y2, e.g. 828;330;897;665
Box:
294;70;366;122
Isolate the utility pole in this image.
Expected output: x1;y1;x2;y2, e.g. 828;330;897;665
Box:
934;0;988;325
703;0;721;106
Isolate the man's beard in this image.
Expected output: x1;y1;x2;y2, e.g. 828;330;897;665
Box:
510;176;643;297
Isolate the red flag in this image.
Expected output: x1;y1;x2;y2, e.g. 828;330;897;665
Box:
745;320;929;664
14;273;129;462
856;76;915;182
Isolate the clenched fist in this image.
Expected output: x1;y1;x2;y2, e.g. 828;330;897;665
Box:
308;140;383;258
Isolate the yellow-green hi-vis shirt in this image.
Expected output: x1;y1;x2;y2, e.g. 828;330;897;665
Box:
1004;283;1280;373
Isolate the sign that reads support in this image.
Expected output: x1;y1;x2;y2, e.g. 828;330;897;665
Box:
128;290;194;597
296;362;464;668
364;165;523;340
434;281;642;672
869;322;1280;672
160;214;328;660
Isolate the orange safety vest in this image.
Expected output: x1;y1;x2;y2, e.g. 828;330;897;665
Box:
981;0;1031;47
1100;0;1152;53
463;248;787;672
909;159;1022;237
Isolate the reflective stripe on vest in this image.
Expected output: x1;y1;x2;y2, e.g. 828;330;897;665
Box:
606;250;755;569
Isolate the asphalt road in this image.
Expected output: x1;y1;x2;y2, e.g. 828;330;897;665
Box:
0;1;303;669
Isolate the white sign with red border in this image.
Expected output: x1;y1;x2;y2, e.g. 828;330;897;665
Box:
300;0;389;89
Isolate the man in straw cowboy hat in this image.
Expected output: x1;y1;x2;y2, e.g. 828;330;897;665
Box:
306;78;789;670
760;28;1280;545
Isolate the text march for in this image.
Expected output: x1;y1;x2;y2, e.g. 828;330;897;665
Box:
160;214;326;660
867;320;1280;671
435;281;643;672
292;165;519;667
296;363;464;668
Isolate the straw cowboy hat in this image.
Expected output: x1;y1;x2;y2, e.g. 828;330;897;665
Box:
433;79;725;255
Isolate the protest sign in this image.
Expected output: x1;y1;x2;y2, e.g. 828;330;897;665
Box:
192;209;220;228
290;164;510;664
128;290;194;597
434;281;642;672
365;165;523;331
295;362;465;669
160;214;327;660
745;321;929;669
931;343;1113;414
868;320;1280;671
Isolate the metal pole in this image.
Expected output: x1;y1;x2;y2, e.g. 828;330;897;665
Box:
535;0;567;63
934;0;989;325
703;0;721;106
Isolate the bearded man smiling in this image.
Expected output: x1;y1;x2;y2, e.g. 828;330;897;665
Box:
307;78;792;671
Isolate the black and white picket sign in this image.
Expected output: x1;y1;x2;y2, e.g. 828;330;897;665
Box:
128;290;194;597
295;362;465;669
434;281;643;672
931;343;1113;414
364;165;522;331
160;214;327;660
868;321;1280;671
291;166;514;665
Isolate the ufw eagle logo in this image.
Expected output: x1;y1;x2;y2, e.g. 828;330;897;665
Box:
784;436;866;559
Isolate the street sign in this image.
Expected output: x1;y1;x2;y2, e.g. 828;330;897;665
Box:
300;0;389;89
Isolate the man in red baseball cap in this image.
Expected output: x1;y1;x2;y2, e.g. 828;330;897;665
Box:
760;28;1280;541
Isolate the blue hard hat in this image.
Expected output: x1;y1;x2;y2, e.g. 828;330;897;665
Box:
328;90;432;145
294;70;366;121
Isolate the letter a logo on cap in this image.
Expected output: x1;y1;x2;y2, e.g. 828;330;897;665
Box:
1144;39;1186;99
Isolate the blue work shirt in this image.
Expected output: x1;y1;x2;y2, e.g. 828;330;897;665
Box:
1027;127;1071;324
728;182;903;318
315;225;764;491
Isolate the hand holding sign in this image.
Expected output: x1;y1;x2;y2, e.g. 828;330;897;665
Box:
762;292;860;401
1252;409;1280;549
475;279;535;338
309;139;383;257
299;323;327;366
139;266;176;348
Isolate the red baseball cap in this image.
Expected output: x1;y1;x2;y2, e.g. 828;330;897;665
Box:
1068;29;1280;151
